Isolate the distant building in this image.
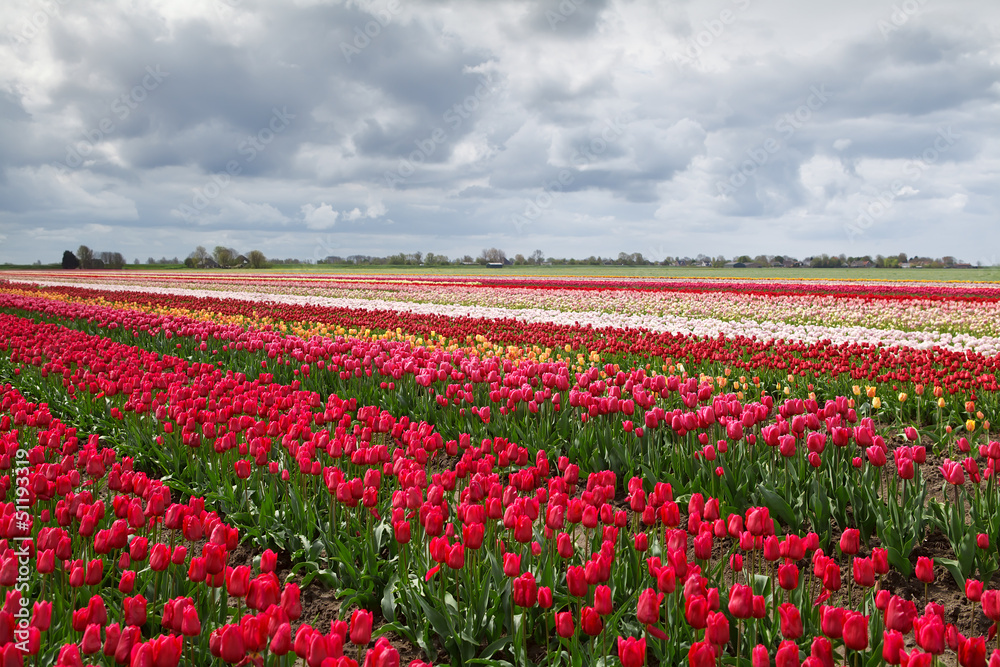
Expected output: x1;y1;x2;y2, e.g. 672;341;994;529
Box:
486;262;504;269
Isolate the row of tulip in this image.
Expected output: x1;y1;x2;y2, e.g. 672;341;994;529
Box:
1;287;997;574
9;272;1000;337
1;298;999;664
10;277;1000;355
3;284;999;410
0;378;414;667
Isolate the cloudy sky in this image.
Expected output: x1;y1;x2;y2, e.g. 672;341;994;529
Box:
1;0;998;265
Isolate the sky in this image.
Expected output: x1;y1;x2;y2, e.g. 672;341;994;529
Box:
1;0;998;265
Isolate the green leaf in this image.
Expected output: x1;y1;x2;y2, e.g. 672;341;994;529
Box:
381;575;398;623
415;595;455;644
759;487;799;531
887;547;912;578
938;557;965;588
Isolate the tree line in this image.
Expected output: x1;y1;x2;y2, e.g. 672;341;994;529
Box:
56;245;983;270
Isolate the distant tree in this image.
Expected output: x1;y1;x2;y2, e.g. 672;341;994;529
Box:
96;251;125;269
247;250;268;269
213;246;237;268
898;252;908;264
479;248;506;264
77;245;94;269
513;253;526;265
530;250;545;265
61;251;80;270
188;246;209;268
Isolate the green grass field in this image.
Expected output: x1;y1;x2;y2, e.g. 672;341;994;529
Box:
5;263;1000;282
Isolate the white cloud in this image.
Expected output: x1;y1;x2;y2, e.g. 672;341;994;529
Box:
301;203;340;230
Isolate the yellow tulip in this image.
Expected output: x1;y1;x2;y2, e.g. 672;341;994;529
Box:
898;393;908;403
966;419;976;432
872;397;882;409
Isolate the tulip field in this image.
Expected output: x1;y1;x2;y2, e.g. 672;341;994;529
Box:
2;271;1000;667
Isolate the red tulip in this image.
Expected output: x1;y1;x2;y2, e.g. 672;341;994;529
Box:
752;645;770;667
915;557;934;584
685;595;709;630
842;611;868;650
959;637;987;667
567;565;587;597
914;612;945;655
227;565;251;597
512;572;537;608
270;623;292;655
852;557;875;587
350;609;373;645
967;579;984;602
503;553;521;578
883;630;905;664
595;585;612;615
580;606;603;636
637;588;661;625
775;640;800;667
983;590;1000;622
688;640;715;667
777;563;799;591
839;529;860;555
810;636;833;667
778;603;802;640
819;606;844;639
181;604;201;637
617;636;646;667
728;583;752;619
555;611;574;638
123;595;147;626
706;611;729;646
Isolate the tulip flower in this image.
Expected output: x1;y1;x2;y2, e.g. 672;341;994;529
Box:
915;556;934;584
706;611;729;646
778;603;802;640
911;612;945;656
637;588;661;625
580;606;603;636
775;640;800;667
350;609;373;646
819;606;844;639
883;630;905;664
555;611;574;638
753;645;770;667
842;611;868;651
688;640;715;667
618;636;646;667
728;583;753;619
512;572;538;608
